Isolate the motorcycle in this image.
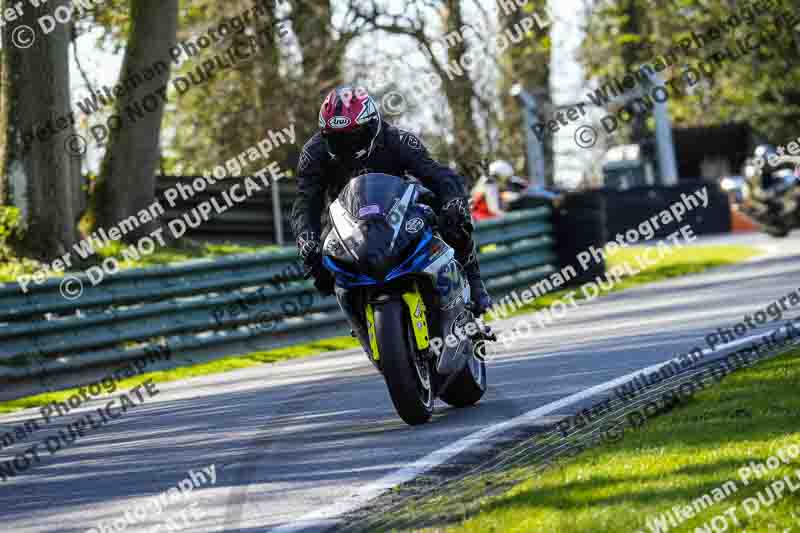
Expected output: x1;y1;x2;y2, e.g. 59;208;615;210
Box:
742;152;800;238
321;173;493;425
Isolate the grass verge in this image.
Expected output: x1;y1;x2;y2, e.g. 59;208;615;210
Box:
437;348;800;533
502;244;760;318
0;336;359;414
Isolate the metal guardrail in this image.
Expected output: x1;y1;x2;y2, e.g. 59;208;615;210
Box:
156;175;296;241
0;208;555;385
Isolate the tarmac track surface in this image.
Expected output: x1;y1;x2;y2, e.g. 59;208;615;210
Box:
1;232;799;532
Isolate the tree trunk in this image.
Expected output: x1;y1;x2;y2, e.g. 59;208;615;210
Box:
293;0;342;146
3;0;79;259
621;0;647;145
441;0;482;183
95;0;178;242
0;42;7;205
500;0;552;185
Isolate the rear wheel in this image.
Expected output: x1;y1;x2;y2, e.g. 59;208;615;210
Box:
440;352;486;408
375;300;433;425
764;223;790;238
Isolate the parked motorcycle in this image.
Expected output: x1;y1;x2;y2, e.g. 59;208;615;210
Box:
321;173;493;425
741;146;800;238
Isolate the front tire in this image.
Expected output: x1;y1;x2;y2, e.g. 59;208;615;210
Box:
375;300;434;425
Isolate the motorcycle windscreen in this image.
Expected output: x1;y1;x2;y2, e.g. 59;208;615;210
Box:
331;173;423;280
338;173;409;219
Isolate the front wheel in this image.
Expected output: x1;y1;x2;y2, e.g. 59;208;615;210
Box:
375;300;434;425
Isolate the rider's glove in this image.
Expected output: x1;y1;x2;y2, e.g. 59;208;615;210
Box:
297;231;335;295
419;204;438;230
297;231;322;270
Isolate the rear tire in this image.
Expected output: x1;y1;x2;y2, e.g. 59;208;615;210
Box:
764;224;790;238
375;300;434;425
440;355;486;408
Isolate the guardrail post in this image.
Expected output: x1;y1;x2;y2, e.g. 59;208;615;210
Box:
272;178;285;245
510;84;547;188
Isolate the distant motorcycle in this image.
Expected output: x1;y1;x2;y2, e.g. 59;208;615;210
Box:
741;148;800;238
321;173;493;425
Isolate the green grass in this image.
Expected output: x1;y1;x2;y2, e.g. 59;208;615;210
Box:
439;348;800;533
500;244;759;318
0;240;274;283
0;336;359;414
607;244;760;286
92;240;275;269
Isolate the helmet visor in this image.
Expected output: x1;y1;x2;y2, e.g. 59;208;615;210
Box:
323;123;376;158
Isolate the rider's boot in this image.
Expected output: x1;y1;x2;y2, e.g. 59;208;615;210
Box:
462;247;492;317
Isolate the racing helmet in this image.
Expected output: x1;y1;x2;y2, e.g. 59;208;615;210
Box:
319;86;382;160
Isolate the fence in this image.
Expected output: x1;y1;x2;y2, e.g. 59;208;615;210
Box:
155;176;296;243
0;208;556;397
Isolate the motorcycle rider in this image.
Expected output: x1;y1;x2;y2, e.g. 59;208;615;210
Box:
291;86;493;315
748;145;798;200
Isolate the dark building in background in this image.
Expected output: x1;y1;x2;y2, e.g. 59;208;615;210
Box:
672;123;758;181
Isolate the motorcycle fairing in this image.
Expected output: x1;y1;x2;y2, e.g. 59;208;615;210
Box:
324;175;431;285
428;259;473;376
325;173;476;379
323;180;434;288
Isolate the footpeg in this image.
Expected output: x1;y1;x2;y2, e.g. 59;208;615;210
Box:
478;323;497;342
470;318;496;342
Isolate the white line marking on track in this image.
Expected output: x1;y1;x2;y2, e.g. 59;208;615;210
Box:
748;243;781;262
269;322;797;532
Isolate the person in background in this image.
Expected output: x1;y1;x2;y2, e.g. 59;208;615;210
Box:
502;175;532;207
471;160;514;221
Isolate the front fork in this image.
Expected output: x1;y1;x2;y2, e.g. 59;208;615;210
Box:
337;284;432;369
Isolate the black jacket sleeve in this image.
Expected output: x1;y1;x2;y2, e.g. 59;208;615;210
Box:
290;133;327;239
392;129;467;203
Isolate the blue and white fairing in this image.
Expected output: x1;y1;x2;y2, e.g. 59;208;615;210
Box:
322;174;454;291
322;173;473;376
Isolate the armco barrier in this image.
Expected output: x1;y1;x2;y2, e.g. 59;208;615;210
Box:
0;208;557;394
155;176;296;242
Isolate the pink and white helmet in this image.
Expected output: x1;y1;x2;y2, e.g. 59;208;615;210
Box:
319;86;382;160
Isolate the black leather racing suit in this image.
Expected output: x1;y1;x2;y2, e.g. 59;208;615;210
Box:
290;120;490;312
